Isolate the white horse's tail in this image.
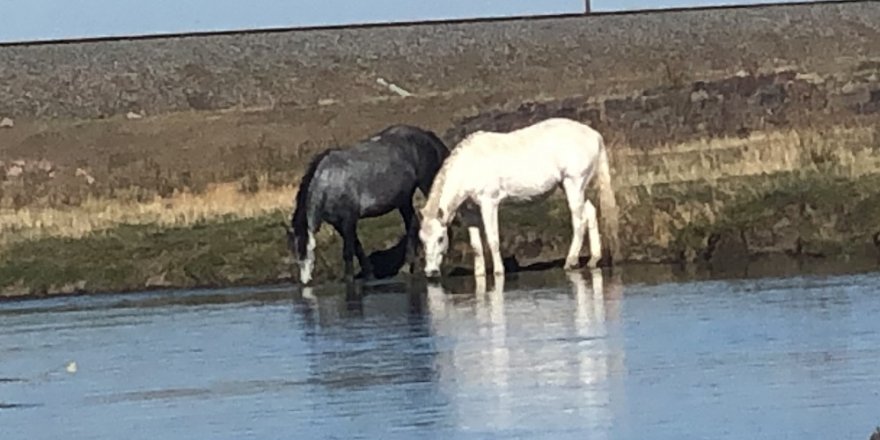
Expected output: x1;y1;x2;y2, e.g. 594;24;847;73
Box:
595;137;622;263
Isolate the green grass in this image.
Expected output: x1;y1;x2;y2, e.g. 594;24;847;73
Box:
670;172;880;260
0;209;412;297
0;215;284;296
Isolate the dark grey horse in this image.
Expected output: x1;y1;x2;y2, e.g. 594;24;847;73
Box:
285;125;450;284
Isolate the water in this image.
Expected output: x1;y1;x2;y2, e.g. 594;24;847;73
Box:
1;265;879;440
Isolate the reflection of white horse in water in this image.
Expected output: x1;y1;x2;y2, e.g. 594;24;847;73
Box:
425;270;622;434
419;117;622;278
425;274;511;427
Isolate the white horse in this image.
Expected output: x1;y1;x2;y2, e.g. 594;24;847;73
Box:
418;117;621;278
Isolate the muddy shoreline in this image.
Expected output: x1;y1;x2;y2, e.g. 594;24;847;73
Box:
1;250;878;303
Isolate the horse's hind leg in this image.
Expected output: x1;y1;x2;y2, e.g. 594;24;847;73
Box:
583;200;601;268
353;233;373;280
562;177;589;270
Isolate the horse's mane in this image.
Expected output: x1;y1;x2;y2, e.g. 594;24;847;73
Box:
377;125;450;164
423;130;451;162
421;133;477;220
291;149;334;233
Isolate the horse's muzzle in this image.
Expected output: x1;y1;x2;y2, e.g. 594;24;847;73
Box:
425;269;441;279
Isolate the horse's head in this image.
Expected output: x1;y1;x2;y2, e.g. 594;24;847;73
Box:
419;209;449;278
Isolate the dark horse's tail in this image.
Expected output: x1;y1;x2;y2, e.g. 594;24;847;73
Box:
291;150;332;259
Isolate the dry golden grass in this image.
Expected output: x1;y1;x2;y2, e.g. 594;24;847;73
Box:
612;126;880;191
605;126;880;247
0;181;296;247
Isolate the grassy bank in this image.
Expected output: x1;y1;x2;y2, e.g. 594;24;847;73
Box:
2;171;878;299
2;126;878;298
0;209;409;298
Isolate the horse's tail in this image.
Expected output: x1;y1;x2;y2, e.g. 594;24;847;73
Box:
291;150;331;259
595;136;622;264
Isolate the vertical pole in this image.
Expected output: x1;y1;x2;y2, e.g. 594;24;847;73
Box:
585;0;591;14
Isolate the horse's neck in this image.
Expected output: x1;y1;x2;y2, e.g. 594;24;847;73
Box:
439;190;467;225
427;173;467;226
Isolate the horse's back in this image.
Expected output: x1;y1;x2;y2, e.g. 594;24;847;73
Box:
314;143;410;187
307;147;404;219
534;119;603;174
461;118;603;174
308;125;445;218
514;118;602;153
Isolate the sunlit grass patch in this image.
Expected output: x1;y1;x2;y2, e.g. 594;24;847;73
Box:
0;182;297;247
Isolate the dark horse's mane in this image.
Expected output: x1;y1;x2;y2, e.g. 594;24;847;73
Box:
381;125;450;190
424;130;451;162
291;149;335;255
378;124;449;162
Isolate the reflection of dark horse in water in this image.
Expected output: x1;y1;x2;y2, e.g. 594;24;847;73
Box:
291;281;436;393
285;125;450;284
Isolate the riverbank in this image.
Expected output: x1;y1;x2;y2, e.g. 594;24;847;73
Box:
2;126;878;298
1;1;879;299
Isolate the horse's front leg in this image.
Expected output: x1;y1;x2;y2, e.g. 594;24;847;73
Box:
337;224;356;280
461;205;486;277
353;231;373;280
478;200;504;276
467;226;486;277
399;204;419;273
338;221;372;280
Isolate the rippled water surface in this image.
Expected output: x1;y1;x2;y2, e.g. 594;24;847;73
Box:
2;266;879;439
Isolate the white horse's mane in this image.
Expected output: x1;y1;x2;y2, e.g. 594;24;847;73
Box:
421;131;482;221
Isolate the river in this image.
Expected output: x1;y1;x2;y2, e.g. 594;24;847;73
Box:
2;264;878;439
